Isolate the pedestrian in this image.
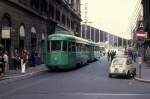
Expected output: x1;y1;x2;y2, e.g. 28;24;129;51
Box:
31;51;35;67
133;51;137;62
3;51;9;73
14;50;20;70
0;51;5;76
107;51;110;61
110;51;115;62
20;49;28;73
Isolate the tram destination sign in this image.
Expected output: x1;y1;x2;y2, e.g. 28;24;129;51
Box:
51;37;60;40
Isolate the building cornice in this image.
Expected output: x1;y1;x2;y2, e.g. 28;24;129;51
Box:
1;0;53;22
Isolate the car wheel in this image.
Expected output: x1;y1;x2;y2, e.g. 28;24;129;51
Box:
134;69;136;75
126;71;130;79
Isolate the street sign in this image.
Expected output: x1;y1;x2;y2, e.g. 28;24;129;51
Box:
136;29;146;38
136;33;146;37
136;28;146;43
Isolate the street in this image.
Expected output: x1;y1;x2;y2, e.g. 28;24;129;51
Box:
0;56;150;99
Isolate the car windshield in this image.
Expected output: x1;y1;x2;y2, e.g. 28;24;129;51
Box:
113;59;125;65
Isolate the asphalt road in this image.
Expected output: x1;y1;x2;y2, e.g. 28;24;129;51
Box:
0;56;150;99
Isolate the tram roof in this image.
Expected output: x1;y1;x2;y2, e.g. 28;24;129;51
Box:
48;33;92;44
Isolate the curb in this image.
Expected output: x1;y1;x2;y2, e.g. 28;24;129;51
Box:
0;70;46;81
134;77;150;83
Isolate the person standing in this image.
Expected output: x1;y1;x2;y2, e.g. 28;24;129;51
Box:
110;51;115;62
107;51;110;61
3;51;9;73
0;51;5;76
20;49;28;73
14;50;20;70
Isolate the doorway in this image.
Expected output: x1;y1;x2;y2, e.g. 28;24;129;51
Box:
19;39;24;51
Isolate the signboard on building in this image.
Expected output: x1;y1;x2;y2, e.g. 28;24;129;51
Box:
136;28;146;43
2;28;10;39
136;30;146;38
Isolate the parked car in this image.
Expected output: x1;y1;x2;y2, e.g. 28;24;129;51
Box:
109;57;136;78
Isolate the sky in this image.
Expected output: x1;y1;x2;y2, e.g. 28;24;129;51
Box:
81;0;140;39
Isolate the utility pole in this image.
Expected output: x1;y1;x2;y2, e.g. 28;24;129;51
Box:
113;35;115;47
122;38;124;48
99;30;100;42
81;25;82;38
108;33;110;50
84;2;88;39
117;37;118;48
94;27;96;42
90;25;91;40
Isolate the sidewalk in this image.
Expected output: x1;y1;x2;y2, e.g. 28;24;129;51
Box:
0;64;47;80
134;61;150;83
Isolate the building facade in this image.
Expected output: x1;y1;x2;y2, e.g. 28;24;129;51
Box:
141;0;150;61
0;0;81;67
80;24;128;48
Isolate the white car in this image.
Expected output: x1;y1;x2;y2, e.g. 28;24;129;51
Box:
109;57;136;78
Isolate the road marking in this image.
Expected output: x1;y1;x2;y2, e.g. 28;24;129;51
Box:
67;92;146;96
128;82;132;85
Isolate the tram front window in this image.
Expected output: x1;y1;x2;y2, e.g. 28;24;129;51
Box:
51;40;61;51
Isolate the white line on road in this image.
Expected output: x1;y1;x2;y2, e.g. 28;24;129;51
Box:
67;92;147;96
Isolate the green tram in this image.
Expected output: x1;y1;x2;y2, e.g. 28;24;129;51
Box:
46;32;101;70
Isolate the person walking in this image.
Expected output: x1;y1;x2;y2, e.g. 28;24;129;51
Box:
107;51;110;61
0;51;5;76
133;51;137;62
20;49;28;73
14;50;20;70
3;51;9;73
110;51;115;62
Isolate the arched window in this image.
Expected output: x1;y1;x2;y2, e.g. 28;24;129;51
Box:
19;25;25;37
30;0;39;10
40;0;47;13
31;27;37;51
2;14;11;28
56;10;60;21
49;4;54;18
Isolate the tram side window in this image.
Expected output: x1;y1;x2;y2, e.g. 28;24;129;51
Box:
87;45;90;52
72;42;76;52
68;42;72;52
51;40;61;51
76;43;79;52
63;41;67;51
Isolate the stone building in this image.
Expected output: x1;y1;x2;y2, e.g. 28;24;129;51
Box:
0;0;81;67
141;0;150;60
